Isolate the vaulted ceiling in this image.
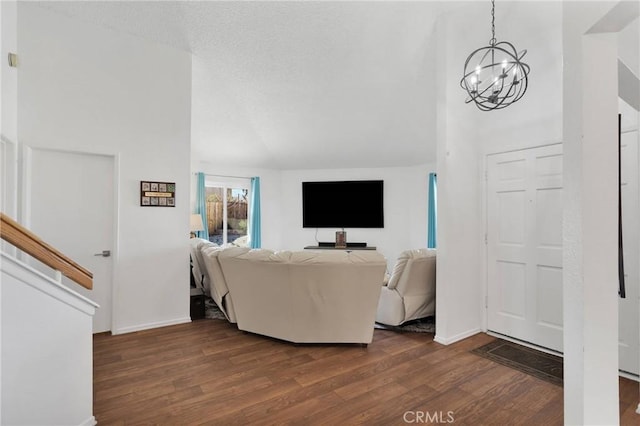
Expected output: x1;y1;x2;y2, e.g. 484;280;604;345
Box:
35;1;460;169
28;2;640;169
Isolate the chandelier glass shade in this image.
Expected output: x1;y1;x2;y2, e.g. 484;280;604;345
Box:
460;0;530;111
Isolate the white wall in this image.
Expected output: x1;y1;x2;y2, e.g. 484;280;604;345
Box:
619;16;639;76
17;4;192;334
479;1;564;154
1;0;17;146
563;2;625;424
433;1;564;345
1;0;18;229
2;254;97;426
433;4;486;345
279;164;435;270
192;161;435;270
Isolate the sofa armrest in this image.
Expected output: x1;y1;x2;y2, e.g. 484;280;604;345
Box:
375;286;405;326
382;271;391;286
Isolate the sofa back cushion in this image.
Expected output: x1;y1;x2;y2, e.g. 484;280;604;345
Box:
218;248;387;343
218;248;293;338
288;250;386;342
201;246;250;297
387;249;436;294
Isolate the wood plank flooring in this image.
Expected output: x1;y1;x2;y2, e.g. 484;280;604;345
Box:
94;318;638;425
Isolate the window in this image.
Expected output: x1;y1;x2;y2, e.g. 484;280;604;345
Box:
205;178;250;245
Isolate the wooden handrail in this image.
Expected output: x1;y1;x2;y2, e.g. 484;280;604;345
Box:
1;213;93;289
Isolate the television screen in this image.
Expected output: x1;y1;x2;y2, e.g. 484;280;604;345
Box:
302;180;384;228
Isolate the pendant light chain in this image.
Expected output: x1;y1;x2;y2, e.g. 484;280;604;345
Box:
490;0;496;46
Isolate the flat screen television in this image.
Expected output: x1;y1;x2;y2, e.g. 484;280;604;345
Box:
302;180;384;228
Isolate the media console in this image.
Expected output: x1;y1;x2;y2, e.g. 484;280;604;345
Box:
304;243;376;251
317;241;368;248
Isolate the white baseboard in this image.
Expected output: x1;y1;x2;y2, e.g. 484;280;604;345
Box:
79;415;97;426
618;370;639;383
434;327;482;345
112;316;191;335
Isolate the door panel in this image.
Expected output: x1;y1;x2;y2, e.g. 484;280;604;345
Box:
27;148;114;333
488;139;639;374
536;266;563;329
487;144;563;352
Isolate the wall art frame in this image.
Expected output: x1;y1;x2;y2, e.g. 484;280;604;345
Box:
140;181;175;207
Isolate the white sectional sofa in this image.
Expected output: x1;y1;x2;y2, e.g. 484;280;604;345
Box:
217;248;387;344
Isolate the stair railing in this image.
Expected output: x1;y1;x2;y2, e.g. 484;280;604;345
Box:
0;212;93;289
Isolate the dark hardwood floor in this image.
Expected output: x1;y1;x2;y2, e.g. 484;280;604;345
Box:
94;318;638;425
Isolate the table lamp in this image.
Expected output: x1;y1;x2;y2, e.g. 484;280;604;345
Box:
190;214;204;238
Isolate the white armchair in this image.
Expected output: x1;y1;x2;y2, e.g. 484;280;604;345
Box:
375;249;436;326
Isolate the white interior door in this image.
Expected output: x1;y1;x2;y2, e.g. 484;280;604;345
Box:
487;144;563;352
26;148;114;333
619;105;639;376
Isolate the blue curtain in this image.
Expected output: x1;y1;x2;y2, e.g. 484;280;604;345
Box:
249;177;262;248
427;173;437;248
196;172;209;240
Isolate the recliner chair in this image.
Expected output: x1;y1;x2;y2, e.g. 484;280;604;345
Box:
375;249;436;326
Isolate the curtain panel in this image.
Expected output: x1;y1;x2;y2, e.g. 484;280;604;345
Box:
427;173;437;249
196;172;209;240
249;177;262;248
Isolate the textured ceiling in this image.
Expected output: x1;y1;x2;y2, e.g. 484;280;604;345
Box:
35;1;454;169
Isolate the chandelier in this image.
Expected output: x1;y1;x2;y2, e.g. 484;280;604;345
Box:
460;0;530;111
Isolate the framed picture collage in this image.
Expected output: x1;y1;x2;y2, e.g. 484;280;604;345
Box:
140;181;176;207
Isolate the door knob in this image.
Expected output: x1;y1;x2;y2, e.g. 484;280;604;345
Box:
94;250;111;257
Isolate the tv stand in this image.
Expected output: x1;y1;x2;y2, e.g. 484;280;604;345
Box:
304;243;376;251
318;242;336;248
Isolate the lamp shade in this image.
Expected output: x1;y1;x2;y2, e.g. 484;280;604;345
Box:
190;214;205;233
